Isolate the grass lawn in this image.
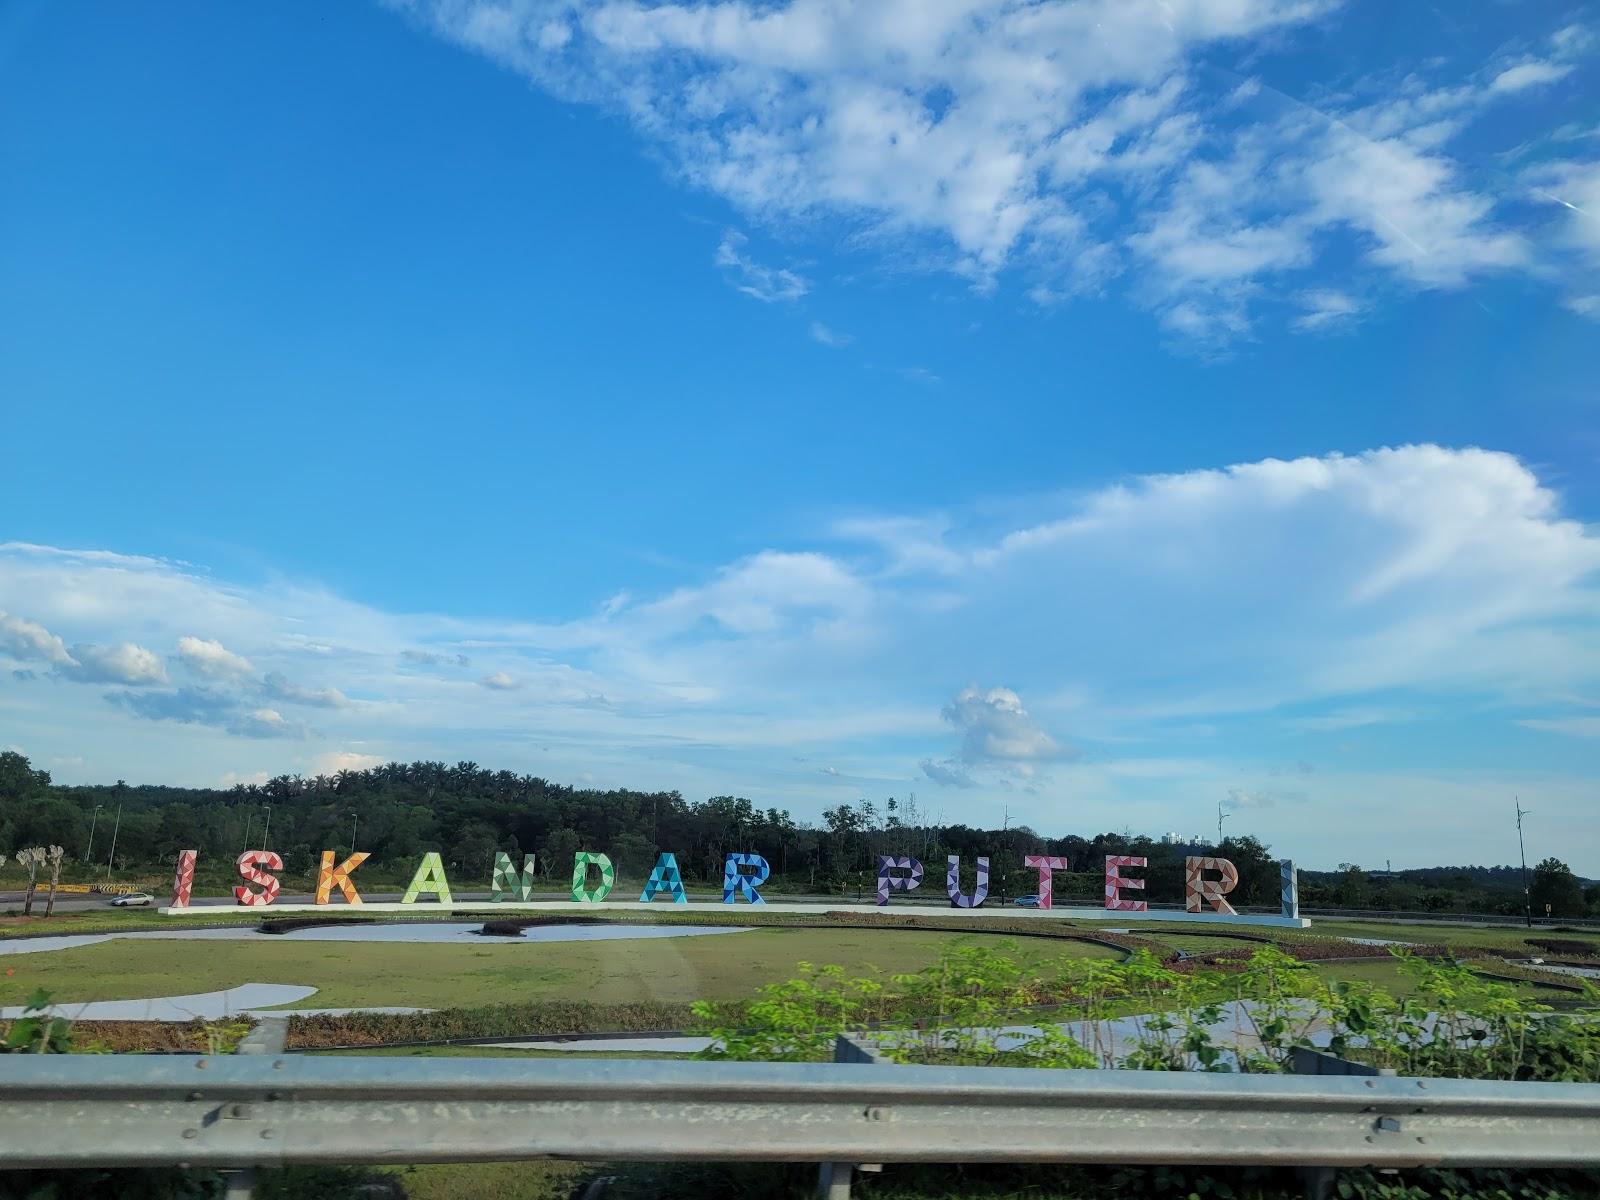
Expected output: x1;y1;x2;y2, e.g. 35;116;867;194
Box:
383;1160;593;1200
0;927;1120;1010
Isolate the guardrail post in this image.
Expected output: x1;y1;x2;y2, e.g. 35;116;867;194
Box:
816;1034;889;1200
221;1017;289;1200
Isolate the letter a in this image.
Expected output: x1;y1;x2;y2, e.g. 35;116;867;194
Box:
402;851;453;904
639;852;687;903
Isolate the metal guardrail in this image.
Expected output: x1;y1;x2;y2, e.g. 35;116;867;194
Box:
1;1055;1597;1173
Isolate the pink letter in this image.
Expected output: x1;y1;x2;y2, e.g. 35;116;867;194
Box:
234;850;283;907
1023;854;1070;909
170;849;196;908
1103;855;1147;912
1185;856;1239;915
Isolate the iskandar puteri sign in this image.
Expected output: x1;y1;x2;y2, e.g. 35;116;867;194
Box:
161;847;1309;928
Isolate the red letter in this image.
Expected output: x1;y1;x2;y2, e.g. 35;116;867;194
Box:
170;849;197;908
1185;856;1239;915
316;850;369;905
1103;855;1147;911
234;850;283;907
1023;854;1070;909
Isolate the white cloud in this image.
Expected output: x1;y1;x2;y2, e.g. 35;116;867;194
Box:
941;685;1064;766
1489;61;1574;95
1519;716;1600;739
480;671;520;690
1303;128;1525;287
313;751;386;774
1292;288;1361;331
715;230;809;302
808;320;852;347
402;648;471;666
177;636;254;680
65;642;168;686
392;0;1595;341
235;708;311;739
919;757;978;789
3;443;1599;863
0;611;75;666
261;672;350;709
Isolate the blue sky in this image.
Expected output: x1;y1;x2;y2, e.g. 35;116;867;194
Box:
1;0;1597;871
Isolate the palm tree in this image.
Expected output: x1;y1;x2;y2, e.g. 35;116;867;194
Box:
43;846;64;918
17;847;44;916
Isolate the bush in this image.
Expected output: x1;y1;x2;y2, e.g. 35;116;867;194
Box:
1525;937;1598;958
286;999;699;1048
692;940;1600;1081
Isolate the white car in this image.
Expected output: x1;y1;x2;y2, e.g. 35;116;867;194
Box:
109;892;154;907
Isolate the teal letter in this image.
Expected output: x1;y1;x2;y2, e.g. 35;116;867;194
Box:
639;852;687;904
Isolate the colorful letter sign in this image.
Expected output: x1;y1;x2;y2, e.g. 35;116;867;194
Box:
639;852;688;904
157;841;1307;927
316;850;369;905
402;851;453;904
234;850;282;907
1185;856;1239;915
491;852;536;902
170;849;196;908
946;855;989;908
1023;854;1070;909
723;852;768;904
875;856;923;904
570;852;615;903
1103;855;1147;912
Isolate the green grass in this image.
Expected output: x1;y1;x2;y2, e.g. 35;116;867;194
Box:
381;1160;592;1200
0;927;1120;1009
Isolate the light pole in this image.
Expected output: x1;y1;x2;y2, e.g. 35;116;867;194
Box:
104;804;122;880
241;812;253;855
350;810;359;855
1516;798;1532;928
260;805;271;852
1217;800;1231;847
85;804;103;863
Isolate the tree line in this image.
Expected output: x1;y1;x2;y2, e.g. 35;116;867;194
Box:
0;751;1592;915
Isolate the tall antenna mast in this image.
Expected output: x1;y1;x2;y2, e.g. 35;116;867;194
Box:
1217;799;1231;846
1516;798;1532;928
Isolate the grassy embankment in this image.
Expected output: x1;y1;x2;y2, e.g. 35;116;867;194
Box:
0;926;1120;1010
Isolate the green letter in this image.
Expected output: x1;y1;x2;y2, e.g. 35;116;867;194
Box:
491;852;536;902
402;851;453;905
570;851;615;903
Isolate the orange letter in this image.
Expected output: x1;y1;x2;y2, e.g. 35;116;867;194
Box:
316;850;369;905
235;850;283;907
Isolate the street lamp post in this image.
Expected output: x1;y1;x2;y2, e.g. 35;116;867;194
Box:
261;805;271;852
104;804;122;880
85;804;103;863
350;811;359;855
1516;798;1532;928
